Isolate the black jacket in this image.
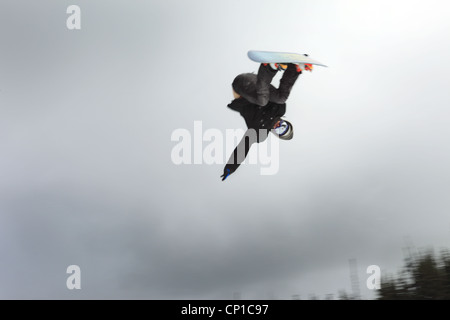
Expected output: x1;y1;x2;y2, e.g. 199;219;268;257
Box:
228;98;286;137
223;98;286;176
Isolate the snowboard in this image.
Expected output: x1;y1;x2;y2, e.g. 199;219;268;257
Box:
248;50;327;68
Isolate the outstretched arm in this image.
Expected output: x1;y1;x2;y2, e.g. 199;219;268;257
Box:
221;129;257;181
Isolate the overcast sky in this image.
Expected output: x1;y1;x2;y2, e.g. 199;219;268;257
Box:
1;0;450;299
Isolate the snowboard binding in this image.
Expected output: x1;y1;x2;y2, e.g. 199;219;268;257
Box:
264;62;313;73
264;63;288;71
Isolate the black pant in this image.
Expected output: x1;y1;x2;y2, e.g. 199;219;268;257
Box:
244;63;301;106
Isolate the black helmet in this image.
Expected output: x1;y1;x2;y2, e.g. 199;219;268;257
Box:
273;119;293;140
232;73;257;100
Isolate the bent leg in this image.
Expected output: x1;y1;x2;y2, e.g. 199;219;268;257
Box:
232;66;275;106
254;63;277;106
269;64;301;104
233;64;298;106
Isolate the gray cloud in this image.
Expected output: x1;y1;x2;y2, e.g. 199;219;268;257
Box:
1;0;450;300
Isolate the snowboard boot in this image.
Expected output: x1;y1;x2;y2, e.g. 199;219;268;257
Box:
263;62;312;72
263;63;288;72
294;63;313;73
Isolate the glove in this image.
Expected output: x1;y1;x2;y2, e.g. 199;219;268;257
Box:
220;168;232;181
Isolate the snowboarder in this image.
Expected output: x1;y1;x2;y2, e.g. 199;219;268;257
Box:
221;62;313;181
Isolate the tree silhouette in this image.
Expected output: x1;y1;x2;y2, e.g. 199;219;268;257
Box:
376;248;450;300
